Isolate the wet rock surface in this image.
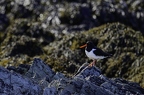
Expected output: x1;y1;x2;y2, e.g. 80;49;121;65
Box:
0;58;144;95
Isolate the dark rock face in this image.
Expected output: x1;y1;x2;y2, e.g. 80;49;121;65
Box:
9;41;43;57
26;58;55;82
0;66;42;95
0;58;144;95
7;64;30;74
0;13;9;31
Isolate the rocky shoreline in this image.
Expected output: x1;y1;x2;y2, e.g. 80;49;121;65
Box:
1;22;144;88
0;58;144;95
0;0;144;91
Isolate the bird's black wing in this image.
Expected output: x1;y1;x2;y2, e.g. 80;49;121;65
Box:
93;47;111;57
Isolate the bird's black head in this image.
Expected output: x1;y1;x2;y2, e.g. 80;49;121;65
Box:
86;41;96;51
86;41;95;47
80;41;96;50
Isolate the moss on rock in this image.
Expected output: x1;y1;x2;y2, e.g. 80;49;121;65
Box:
0;22;144;88
42;22;144;87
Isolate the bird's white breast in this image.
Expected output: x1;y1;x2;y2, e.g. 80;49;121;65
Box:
85;49;105;59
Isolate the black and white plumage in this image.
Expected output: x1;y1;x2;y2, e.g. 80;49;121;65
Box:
80;41;112;66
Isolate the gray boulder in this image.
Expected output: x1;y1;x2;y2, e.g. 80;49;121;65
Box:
0;58;144;95
0;66;42;95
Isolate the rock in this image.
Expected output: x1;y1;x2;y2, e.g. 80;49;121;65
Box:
7;64;30;74
0;13;9;31
0;0;144;88
43;87;57;95
1;22;144;88
0;66;42;95
0;0;144;34
25;58;55;82
0;58;144;95
43;22;144;87
75;66;101;78
0;0;144;92
0;18;55;66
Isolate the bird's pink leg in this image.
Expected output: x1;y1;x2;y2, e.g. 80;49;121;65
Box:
89;60;97;67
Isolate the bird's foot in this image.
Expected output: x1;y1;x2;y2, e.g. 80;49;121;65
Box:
88;60;96;67
88;63;93;67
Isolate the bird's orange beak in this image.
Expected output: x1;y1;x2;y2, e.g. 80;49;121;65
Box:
80;44;87;48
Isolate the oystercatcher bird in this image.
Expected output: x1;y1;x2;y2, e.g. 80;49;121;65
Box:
80;41;112;67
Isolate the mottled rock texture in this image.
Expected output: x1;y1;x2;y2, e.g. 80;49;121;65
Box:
0;58;143;95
